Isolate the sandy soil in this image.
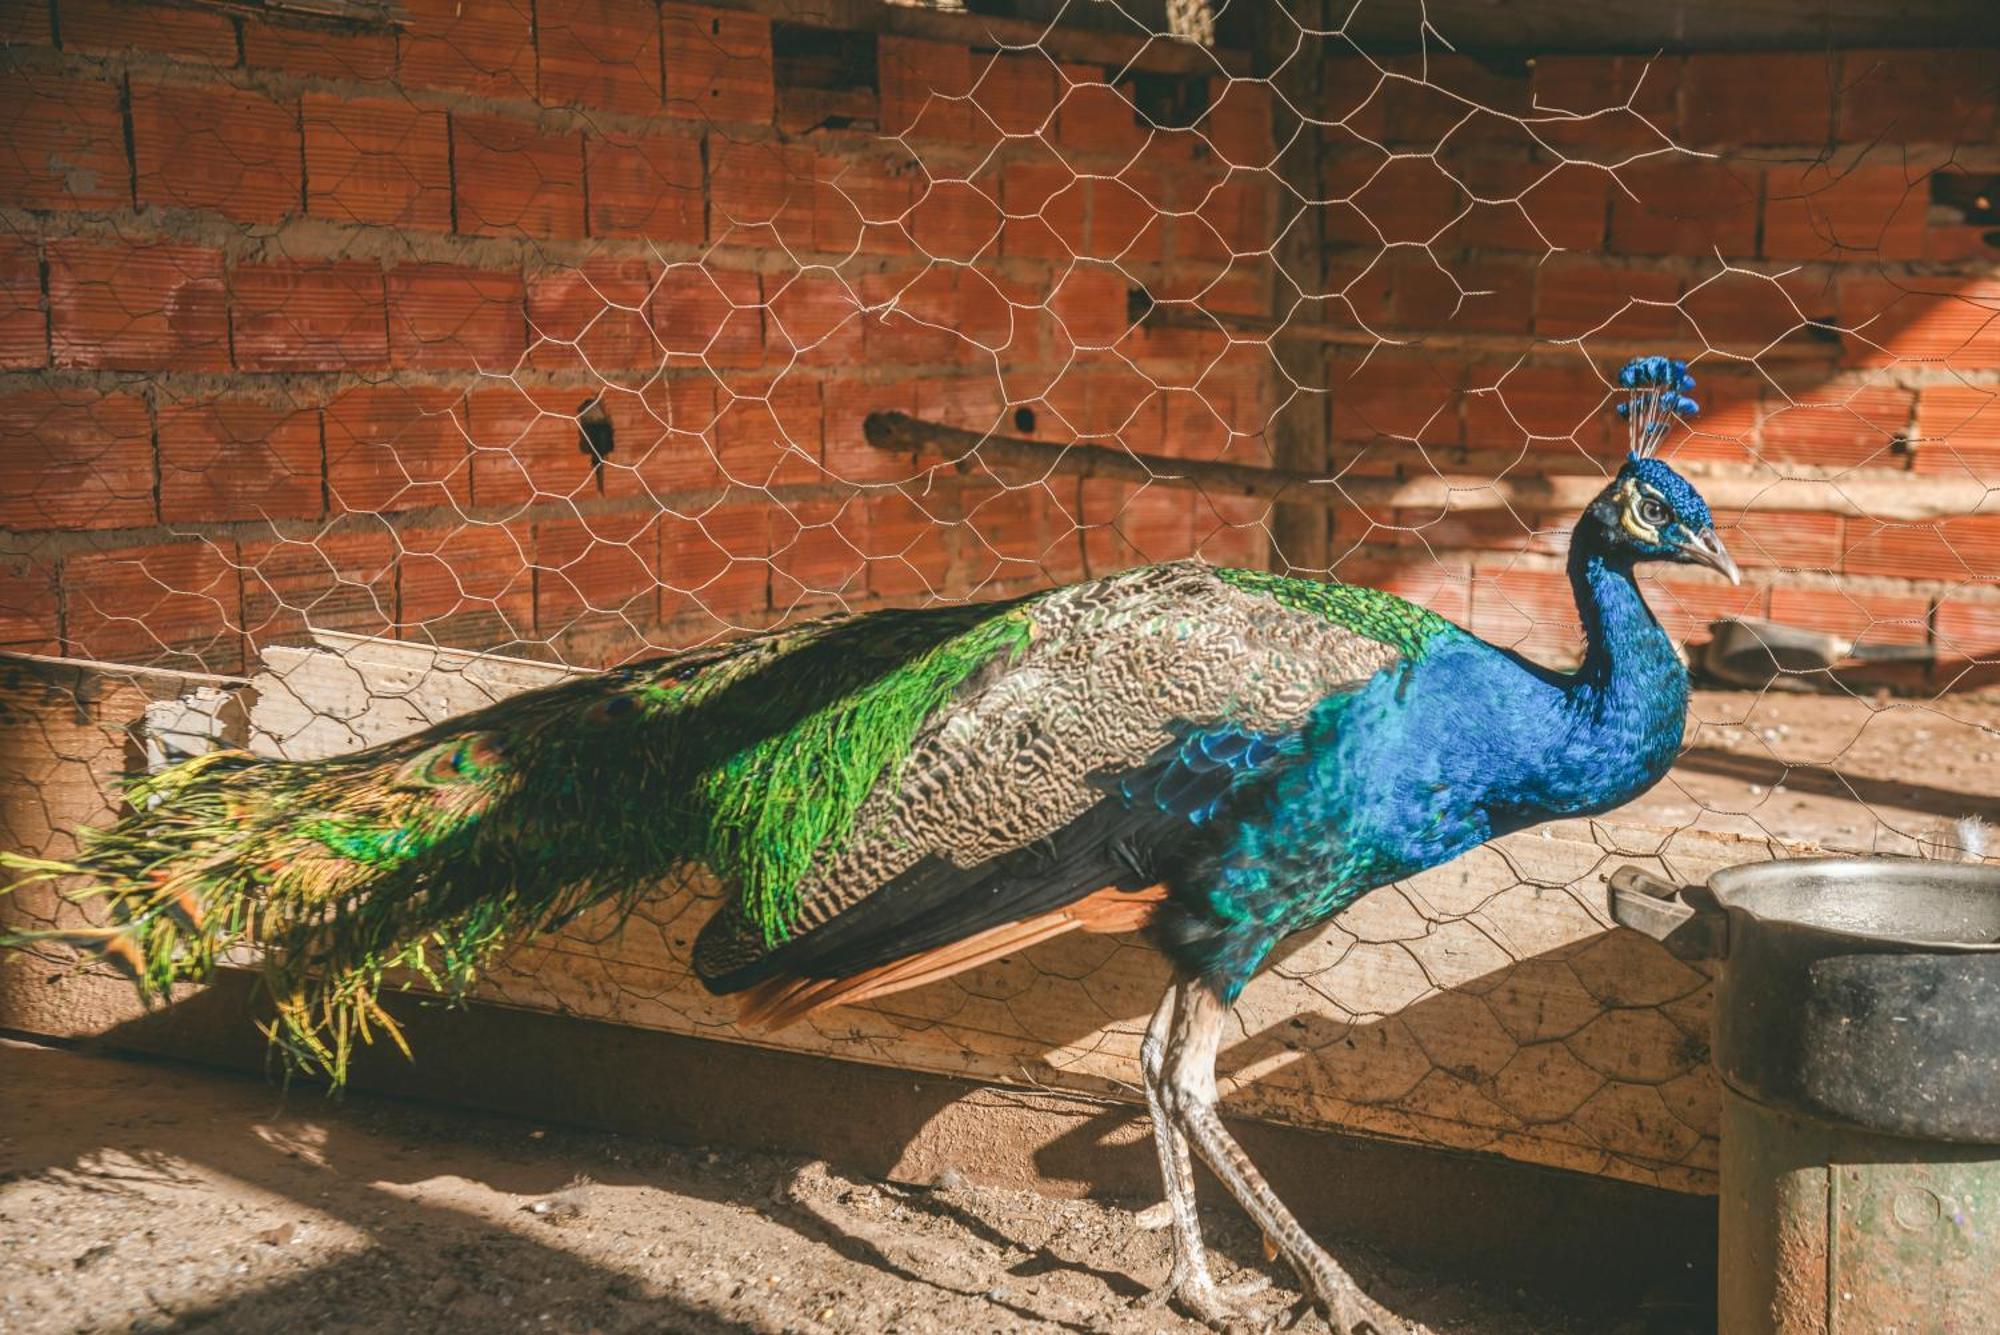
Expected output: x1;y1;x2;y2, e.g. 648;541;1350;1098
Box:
0;1040;1706;1335
1624;688;2000;854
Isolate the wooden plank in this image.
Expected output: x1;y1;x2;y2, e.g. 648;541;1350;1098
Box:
866;410;2000;522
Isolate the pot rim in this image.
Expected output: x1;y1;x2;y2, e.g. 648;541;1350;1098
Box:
1706;855;2000;955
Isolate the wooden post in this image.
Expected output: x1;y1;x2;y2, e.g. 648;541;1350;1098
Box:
1260;0;1333;575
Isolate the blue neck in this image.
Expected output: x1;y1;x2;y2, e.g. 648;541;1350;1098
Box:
1564;522;1683;708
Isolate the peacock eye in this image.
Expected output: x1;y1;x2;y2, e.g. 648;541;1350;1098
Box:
1636;497;1671;529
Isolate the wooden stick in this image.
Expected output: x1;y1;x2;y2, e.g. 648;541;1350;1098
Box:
1134;305;1845;365
863;411;2000;522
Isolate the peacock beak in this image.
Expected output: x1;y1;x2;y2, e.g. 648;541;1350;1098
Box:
1682;528;1741;585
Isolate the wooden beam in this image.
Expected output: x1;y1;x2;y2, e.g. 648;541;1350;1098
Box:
715;0;1250;76
863;410;2000;521
1261;0;1332;574
1135;304;1845;366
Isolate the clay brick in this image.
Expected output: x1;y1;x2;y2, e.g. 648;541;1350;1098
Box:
1055;65;1144;158
1837;276;2000;370
1637;572;1768;646
1326;151;1463;249
879;35;975;143
59;0;237;63
131;79;300;224
964;483;1050;581
0;553;59;652
1088;175;1166;264
1607;156;1759;258
972;50;1058;138
1759;383;1913;468
399;0;535;101
1468;564;1581;661
763;269;864;368
535;513;660;631
585;130;703;243
627;378;726;494
816;151;915;255
1204;76;1274;167
452;113;586;239
770;497;864;610
240;529;396;643
1935;598;2000;659
1001;159;1084;261
908;178;1002;263
1844;517;2000;581
1382;54;1533;149
47;238;228;371
323;384;470;515
1767;586;1931;646
1390;253;1535;335
652;262;762;368
708;137;816;251
0;68;128;211
1535;258;1682;342
1463;364;1614;452
526;257;657;376
862;489;948;597
662;3;773;126
1682;53;1835;146
231;259;388;372
1080;480;1195;573
386;264;526;371
396;522;533;642
0;2;48;40
1529;55;1680;157
244;20;396;82
539;0;662;116
1669;371;1763;465
659;503;768;619
1724;511;1843;570
1332;350;1461;446
1675;266;1840;359
1912;384;2000;479
1046;264;1129;351
1455;157;1609;253
1837;50;1999;145
157;396;323;523
64;539;243;671
0;389;153;530
304;94;452;231
0;237;44;368
711;381;821;488
472;383;651;506
1762;161;1927;261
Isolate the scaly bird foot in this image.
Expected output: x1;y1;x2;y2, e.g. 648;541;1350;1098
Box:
1137;1267;1273;1330
1291;1255;1428;1335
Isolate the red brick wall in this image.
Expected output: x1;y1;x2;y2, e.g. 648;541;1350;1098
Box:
0;0;1271;673
0;8;1994;679
1314;49;2000;670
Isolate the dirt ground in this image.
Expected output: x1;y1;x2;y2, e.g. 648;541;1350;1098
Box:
0;1040;1708;1335
1623;688;2000;854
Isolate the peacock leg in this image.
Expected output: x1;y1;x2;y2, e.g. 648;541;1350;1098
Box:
1161;978;1420;1335
1136;985;1270;1324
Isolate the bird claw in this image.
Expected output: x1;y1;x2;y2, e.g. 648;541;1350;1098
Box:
1136;1268;1273;1330
1297;1268;1428;1335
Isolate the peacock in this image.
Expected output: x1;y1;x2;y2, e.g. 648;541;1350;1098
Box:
3;356;1732;1332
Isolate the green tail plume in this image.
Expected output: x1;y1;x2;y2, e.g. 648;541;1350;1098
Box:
1;598;1036;1082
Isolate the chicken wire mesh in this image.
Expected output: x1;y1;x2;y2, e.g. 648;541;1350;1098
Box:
1;0;1997;1192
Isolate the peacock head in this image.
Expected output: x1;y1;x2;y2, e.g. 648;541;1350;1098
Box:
1583;356;1740;584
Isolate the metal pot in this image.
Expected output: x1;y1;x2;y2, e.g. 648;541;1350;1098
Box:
1609;857;2000;1334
